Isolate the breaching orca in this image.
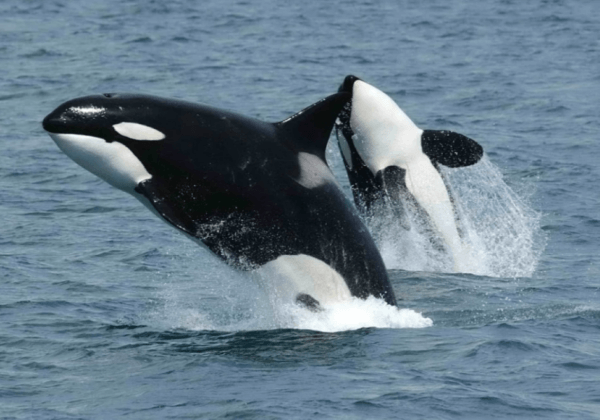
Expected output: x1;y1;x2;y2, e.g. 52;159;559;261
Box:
335;75;483;271
43;92;397;308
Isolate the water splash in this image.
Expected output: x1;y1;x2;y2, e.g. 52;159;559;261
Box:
276;297;432;332
146;267;432;332
368;156;545;277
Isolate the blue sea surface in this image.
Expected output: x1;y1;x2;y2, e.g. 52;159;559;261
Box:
2;0;600;418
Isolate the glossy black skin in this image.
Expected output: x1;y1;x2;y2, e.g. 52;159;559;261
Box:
44;92;397;306
335;75;483;219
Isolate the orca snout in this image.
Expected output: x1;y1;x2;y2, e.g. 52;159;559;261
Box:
42;95;111;135
42;107;68;134
338;75;360;94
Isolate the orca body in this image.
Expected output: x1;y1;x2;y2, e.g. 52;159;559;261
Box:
43;92;397;307
335;76;483;271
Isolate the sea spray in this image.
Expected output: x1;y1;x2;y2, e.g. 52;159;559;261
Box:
277;297;432;332
368;156;545;277
148;268;432;332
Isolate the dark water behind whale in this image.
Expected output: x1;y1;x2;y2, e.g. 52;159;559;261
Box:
2;0;600;418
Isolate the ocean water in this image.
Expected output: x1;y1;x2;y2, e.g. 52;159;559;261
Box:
2;0;600;418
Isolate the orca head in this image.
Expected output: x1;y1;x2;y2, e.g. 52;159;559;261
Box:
43;94;180;193
335;76;424;177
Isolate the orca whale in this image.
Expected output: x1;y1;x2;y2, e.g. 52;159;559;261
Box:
43;92;397;307
335;76;483;271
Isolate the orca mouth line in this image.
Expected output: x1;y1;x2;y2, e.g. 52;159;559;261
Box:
42;111;112;140
42;118;102;138
42;113;66;134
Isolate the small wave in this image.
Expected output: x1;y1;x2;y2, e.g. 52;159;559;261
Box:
559;362;598;371
20;48;62;58
127;36;153;44
0;93;26;101
82;205;119;214
432;303;600;328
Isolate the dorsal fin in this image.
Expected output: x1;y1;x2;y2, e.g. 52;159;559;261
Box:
276;92;351;160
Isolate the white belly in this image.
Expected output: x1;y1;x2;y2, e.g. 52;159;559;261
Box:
255;254;352;306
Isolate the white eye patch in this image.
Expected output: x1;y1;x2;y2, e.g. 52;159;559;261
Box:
113;122;165;141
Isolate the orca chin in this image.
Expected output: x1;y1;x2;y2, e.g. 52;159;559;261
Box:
44;90;397;307
334;75;484;272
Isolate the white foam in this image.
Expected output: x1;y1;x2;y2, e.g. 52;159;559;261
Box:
276;297;433;332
